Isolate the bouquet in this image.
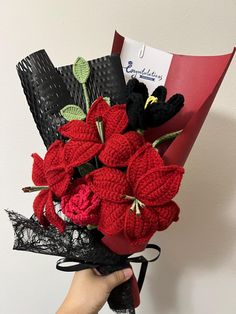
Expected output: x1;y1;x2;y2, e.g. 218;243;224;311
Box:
6;33;235;313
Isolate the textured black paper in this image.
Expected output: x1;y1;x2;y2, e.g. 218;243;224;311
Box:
17;50;127;148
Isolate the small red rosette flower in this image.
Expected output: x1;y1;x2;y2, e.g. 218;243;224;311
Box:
58;97;144;168
86;143;184;245
61;183;100;226
32;140;73;232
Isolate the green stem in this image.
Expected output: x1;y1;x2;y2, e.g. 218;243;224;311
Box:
82;83;90;114
95;156;99;169
152;130;183;148
137;129;144;135
96;117;105;143
87;224;97;230
22;186;48;193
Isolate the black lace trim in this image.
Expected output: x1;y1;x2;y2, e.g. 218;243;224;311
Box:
6;210;135;313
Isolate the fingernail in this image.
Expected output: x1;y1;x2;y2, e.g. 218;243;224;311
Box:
123;268;133;279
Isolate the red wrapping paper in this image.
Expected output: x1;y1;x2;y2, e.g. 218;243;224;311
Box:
104;32;235;308
104;31;235;255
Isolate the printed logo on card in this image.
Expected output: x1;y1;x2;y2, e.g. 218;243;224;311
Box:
123;60;163;82
120;37;173;93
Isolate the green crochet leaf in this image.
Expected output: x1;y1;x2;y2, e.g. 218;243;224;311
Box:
152;130;183;148
103;97;111;106
60;105;86;121
77;163;95;177
73;57;90;84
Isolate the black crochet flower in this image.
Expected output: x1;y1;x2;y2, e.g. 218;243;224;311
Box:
126;78;184;130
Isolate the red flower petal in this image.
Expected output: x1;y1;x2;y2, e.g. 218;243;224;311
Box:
45;191;65;232
124;206;160;245
44;140;73;197
98;201;128;236
31;153;47;186
103;104;128;140
99;131;145;167
134;165;184;206
44;140;65;169
46;167;73;198
58;120;100;142
124;201;180;245
86;167;131;203
64;140;102;169
127;143;164;186
156;201;180;231
33;189;49;226
86;97;110;126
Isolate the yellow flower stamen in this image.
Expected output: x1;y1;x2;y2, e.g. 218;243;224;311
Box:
124;195;145;217
144;96;158;109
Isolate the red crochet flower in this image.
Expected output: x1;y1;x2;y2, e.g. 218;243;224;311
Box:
58;97;144;168
86;143;184;245
61;183;100;226
32;140;73;232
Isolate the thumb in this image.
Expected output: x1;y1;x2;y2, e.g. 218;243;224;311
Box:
104;268;133;291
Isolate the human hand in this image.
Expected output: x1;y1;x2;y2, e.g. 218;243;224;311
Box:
56;268;133;314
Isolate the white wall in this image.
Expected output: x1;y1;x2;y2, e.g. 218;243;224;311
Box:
1;1;236;313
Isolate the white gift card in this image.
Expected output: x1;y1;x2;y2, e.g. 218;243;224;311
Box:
120;37;173;94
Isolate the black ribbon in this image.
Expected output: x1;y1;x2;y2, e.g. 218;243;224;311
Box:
56;243;161;292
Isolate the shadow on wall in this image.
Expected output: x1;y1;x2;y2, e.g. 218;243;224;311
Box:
139;112;236;314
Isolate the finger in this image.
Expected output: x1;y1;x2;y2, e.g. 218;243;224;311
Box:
103;268;133;291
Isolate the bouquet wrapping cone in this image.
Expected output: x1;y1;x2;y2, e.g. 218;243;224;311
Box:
102;31;235;255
